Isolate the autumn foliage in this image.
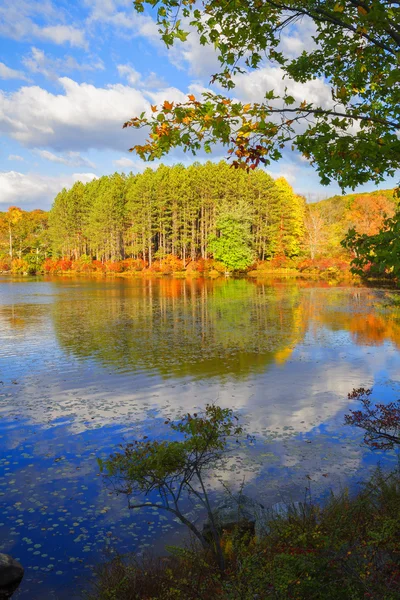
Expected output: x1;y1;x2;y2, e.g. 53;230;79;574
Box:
345;388;400;450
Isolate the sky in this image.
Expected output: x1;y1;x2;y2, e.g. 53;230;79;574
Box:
0;0;397;211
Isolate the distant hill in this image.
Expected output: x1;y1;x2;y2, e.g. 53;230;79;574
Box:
310;189;397;222
305;189;398;257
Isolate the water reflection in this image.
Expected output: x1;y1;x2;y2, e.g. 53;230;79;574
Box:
1;277;400;599
50;278;307;379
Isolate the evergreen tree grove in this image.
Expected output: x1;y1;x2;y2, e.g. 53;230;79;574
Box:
45;162;305;268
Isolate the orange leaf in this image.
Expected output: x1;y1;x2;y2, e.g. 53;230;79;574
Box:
163;100;174;111
151;105;157;113
357;5;367;15
188;94;196;102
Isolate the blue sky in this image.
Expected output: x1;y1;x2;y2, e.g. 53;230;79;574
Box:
0;0;397;210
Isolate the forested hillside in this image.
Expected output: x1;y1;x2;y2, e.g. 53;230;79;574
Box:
0;161;397;275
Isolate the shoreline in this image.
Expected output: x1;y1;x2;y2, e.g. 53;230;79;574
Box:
0;266;356;281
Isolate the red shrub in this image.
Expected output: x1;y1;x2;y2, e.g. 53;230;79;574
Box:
121;258;146;272
104;261;123;273
57;258;73;271
269;255;288;269
42;258;59;273
92;260;106;273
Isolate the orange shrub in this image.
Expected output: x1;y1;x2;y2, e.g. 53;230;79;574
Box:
146;260;162;273
160;254;185;274
121;258;146;272
11;258;29;273
92;260;106;273
186;258;206;273
269;255;289;269
0;259;11;271
79;262;94;273
58;258;73;271
298;258;350;273
104;261;123;273
42;258;59;273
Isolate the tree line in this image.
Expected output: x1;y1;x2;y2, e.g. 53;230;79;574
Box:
0;161;397;274
48;162;305;269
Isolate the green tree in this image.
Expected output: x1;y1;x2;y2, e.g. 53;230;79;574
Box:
98;404;245;572
85;174;126;261
126;0;400;189
209;202;255;271
49;182;90;259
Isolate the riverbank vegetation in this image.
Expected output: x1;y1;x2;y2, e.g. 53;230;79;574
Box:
0;163;397;280
89;468;400;600
89;396;400;600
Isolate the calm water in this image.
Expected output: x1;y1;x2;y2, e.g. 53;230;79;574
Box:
1;276;400;599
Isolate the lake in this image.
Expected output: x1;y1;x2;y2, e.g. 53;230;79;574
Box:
1;276;400;599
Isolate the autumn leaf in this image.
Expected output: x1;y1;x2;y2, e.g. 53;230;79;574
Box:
188;94;196;102
163;101;174;111
151;105;158;113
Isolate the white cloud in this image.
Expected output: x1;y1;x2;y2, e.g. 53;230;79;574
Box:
113;156;136;168
146;86;191;107
113;156;156;172
39;25;86;48
0;0;87;48
117;64;141;86
34;149;96;169
169;29;221;79
8;154;24;161
234;65;332;108
87;0;160;43
278;18;318;59
143;72;167;90
117;64;167;90
267;164;299;186
0;171;96;208
0;77;151;152
0;62;29;82
23;47;104;79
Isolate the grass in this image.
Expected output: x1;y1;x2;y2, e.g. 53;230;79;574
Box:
86;466;400;600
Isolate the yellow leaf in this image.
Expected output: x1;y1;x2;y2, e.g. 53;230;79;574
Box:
243;103;251;112
357;5;367;16
333;3;344;11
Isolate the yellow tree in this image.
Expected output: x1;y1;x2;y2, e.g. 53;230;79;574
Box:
3;207;23;259
269;178;305;258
